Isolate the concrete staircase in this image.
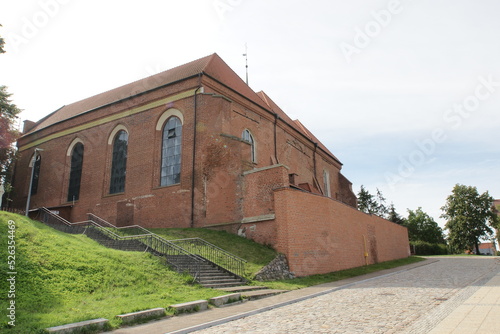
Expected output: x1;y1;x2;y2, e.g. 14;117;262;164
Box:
166;255;246;288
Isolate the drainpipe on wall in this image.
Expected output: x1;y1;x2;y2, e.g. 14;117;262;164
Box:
363;234;369;265
190;77;203;228
313;142;318;177
312;142;325;195
25;148;43;216
273;113;280;164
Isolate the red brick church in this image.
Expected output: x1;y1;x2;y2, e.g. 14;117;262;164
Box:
12;54;409;276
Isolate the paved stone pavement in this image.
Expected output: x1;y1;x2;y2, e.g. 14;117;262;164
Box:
109;257;499;334
190;257;499;334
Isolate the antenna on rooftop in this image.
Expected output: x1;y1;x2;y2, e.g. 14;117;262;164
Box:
243;43;248;85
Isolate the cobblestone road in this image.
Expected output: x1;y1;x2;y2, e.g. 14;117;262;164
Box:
193;258;500;334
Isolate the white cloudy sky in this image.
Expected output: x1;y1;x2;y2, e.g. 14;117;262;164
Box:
1;0;499;228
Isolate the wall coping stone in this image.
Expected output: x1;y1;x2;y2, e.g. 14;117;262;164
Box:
46;318;108;333
241;214;275;224
116;308;166;324
242;164;289;175
169;300;208;313
209;293;242;307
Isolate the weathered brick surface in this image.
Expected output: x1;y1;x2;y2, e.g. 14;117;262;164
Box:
273;187;409;276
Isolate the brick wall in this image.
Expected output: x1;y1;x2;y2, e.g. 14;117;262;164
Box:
274;187;410;277
13;69;358;233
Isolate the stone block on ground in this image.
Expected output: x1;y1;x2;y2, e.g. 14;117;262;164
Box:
209;293;242;307
116;307;166;324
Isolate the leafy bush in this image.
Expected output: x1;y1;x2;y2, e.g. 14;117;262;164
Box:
410;240;448;255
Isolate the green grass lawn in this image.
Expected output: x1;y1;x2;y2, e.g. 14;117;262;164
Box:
0;212;225;333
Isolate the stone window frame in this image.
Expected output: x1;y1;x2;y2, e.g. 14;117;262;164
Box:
323;169;331;197
108;125;129;195
242;129;256;163
156;108;184;188
66;138;84;202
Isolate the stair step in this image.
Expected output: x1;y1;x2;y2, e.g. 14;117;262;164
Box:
198;276;235;281
216;285;270;293
201;281;245;288
198;272;232;276
198;274;241;279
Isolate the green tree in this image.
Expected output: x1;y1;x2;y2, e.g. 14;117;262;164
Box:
441;184;499;254
0;24;5;54
406;207;445;243
357;185;387;218
387;203;406;225
0;27;22;206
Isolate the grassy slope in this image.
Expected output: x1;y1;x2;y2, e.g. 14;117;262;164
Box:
0;213;225;333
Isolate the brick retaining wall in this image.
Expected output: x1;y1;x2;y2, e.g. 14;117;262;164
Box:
274;188;410;277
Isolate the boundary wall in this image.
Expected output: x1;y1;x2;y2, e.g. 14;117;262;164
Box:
273;187;410;277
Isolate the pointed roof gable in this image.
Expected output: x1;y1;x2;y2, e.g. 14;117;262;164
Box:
202;55;270;111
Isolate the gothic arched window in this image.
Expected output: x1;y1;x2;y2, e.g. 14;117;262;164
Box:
110;130;128;194
242;129;256;163
68;142;84;201
160;117;182;186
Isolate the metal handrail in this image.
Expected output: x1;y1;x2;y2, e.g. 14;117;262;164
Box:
86;213;200;254
39;208;136;241
169;238;247;263
168;238;247;278
85;214;246;278
88;213;153;236
85;212;204;275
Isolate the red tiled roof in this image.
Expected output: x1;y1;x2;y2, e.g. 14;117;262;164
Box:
24;53;342;166
28;54;216;133
479;243;494;249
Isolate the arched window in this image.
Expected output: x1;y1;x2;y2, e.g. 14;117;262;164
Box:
109;130;128;194
161;117;182;186
67;142;84;202
323;170;331;197
242;129;256;163
30;154;41;195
